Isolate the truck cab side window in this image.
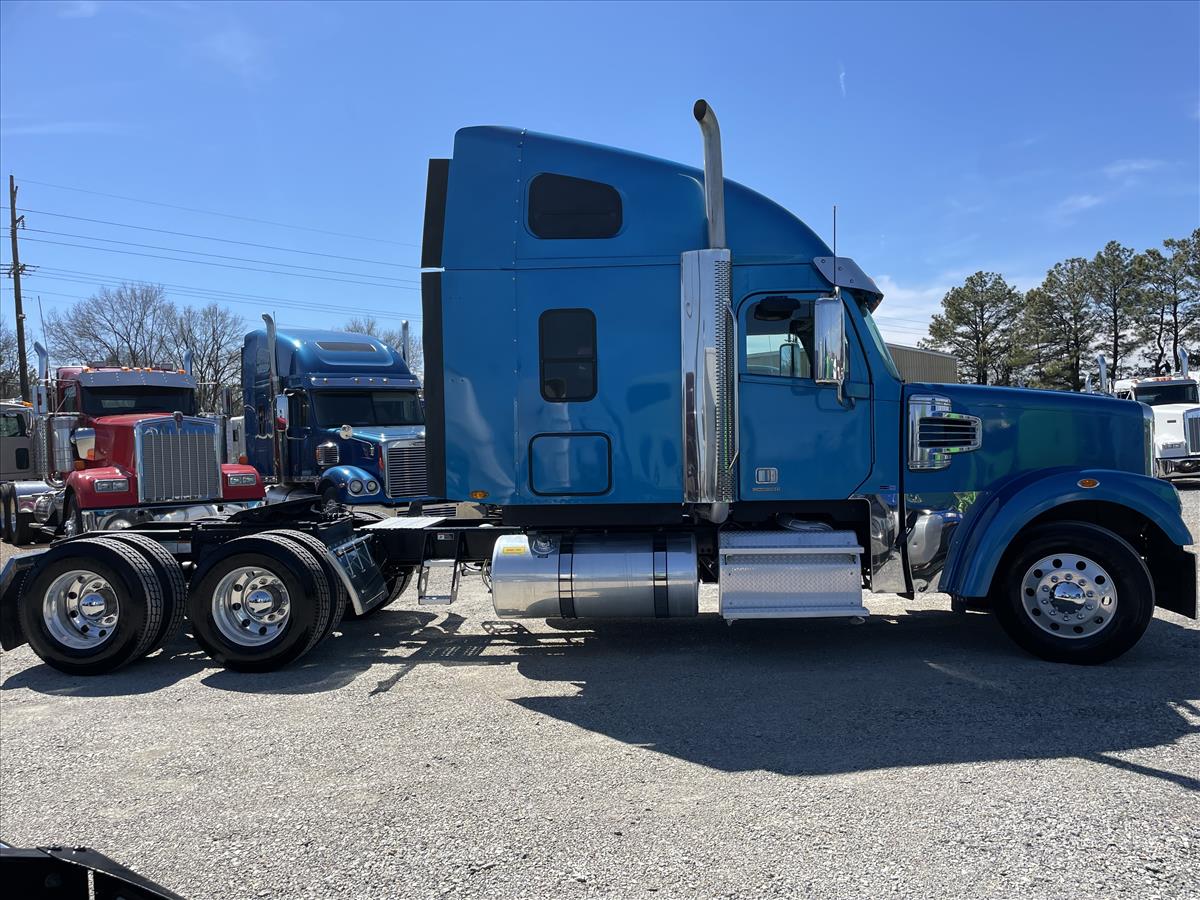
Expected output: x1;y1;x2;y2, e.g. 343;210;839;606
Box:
540;309;597;402
0;413;26;437
62;385;78;413
744;297;814;378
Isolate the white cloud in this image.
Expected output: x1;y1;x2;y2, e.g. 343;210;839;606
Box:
198;27;267;79
1048;192;1105;224
57;0;99;18
1102;158;1165;180
838;62;846;98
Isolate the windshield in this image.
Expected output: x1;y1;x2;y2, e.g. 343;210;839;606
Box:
1133;382;1199;406
857;300;901;380
80;386;197;417
311;390;424;427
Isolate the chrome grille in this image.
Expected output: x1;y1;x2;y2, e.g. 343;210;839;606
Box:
137;419;221;503
918;416;982;451
384;441;427;498
1186;409;1200;455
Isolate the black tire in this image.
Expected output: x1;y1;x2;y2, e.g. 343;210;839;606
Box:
102;532;188;656
342;566;412;620
8;488;37;547
1;485;13;544
267;529;347;636
18;536;166;675
187;533;332;672
991;521;1154;665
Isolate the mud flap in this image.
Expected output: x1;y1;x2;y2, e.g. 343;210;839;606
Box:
0;551;44;650
1154;545;1197;619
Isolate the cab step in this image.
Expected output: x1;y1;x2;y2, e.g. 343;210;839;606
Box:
417;558;460;606
718;529;868;620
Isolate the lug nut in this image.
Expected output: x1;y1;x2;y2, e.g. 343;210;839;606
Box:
231;602;242;611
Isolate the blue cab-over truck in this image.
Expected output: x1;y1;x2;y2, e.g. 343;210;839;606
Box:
241;318;428;508
0;100;1194;675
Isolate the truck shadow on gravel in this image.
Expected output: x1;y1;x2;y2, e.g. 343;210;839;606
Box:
5;606;1197;787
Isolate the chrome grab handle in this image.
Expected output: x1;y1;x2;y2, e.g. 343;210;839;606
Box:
726;304;739;473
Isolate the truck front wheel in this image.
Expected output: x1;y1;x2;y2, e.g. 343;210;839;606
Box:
991;521;1154;665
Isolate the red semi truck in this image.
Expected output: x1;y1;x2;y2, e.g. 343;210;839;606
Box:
0;342;264;544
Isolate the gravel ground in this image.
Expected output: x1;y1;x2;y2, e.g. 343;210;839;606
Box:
1;492;1198;899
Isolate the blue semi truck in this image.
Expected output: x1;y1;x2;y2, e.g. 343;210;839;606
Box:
240;317;428;508
1;100;1194;675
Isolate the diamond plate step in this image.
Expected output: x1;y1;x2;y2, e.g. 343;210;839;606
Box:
719;529;868;620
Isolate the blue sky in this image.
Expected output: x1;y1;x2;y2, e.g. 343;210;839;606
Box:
1;0;1197;347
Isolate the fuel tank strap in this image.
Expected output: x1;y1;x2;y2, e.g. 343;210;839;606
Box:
557;535;576;619
653;534;669;618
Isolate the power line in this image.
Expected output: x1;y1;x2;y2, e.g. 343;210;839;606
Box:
2;206;420;269
20;237;420;290
18;178;421;248
16;265;422;321
23;227;420;283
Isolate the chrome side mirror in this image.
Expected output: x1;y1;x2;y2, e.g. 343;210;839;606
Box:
813;295;847;395
274;394;289;431
779;343;799;378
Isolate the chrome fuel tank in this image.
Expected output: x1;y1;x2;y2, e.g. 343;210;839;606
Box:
490;532;698;619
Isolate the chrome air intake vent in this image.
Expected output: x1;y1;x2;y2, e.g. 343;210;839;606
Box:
908;395;982;470
316;442;339;468
384;440;427;498
1185;409;1200;455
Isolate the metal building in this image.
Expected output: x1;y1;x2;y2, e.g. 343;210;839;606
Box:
886;344;958;383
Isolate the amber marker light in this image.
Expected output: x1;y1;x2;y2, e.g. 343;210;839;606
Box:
1078;478;1100;489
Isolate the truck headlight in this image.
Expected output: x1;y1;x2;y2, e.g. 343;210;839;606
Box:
226;473;258;486
348;479;364;494
366;480;379;493
94;478;129;493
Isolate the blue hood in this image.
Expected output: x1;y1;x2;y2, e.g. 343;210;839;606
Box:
337;425;425;445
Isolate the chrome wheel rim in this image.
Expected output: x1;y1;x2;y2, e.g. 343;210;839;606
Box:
1021;553;1117;639
42;569;120;650
211;566;291;647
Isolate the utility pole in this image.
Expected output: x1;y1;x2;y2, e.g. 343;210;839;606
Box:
7;175;30;401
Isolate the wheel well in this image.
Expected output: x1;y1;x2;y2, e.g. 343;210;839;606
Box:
989;499;1181;605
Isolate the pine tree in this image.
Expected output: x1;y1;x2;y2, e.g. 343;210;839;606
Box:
922;272;1023;385
1088;241;1140;376
1024;259;1100;390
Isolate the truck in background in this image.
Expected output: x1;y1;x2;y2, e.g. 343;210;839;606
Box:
240;316;428;507
0;344;264;545
1113;348;1200;478
0;400;34;483
0;100;1193;677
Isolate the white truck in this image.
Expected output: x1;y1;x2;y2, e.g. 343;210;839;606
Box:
1113;350;1200;479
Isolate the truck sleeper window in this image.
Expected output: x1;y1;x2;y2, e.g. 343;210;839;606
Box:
1135;383;1199;406
540;309;597;401
744;297;814;378
311;391;424;427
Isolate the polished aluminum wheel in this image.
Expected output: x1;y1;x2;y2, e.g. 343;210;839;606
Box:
211;566;291;647
1020;553;1117;639
42;569;120;650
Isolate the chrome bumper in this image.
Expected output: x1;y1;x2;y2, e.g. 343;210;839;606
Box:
1157;456;1200;478
80;501;262;532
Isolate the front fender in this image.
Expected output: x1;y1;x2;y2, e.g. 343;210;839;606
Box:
942;467;1191;599
66;466;137;510
321;465;383;503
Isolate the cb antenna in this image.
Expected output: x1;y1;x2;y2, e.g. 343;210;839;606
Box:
832;204;840;299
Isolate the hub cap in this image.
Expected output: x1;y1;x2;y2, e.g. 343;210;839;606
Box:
42;569;120;650
211;566;291;647
1020;553;1117;639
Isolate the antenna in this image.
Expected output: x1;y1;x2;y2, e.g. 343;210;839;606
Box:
832;205;840;298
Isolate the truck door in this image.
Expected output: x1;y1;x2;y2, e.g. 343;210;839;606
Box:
0;408;32;482
736;292;873;501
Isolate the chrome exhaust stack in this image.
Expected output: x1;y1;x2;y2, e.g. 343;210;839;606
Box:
263;313;285;477
682;100;734;524
1097;355;1110;394
1178;347;1189;379
33;341;50;415
693;100;726;250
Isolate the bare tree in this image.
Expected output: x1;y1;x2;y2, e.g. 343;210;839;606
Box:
43;283;176;368
171;303;246;411
0;317;31;398
344;315;424;379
